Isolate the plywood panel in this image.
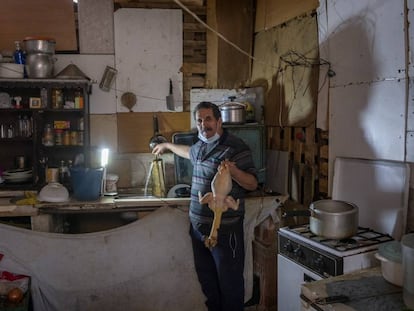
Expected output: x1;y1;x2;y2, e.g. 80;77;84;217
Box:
114;9;183;112
0;0;77;52
90;114;118;150
324;0;405;86
251;14;319;127
329;80;406;164
78;0;114;54
117;112;191;153
216;0;253;89
255;0;319;32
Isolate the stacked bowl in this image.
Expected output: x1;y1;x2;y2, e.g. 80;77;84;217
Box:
24;37;56;78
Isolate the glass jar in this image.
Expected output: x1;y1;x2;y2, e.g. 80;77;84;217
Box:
74;88;84;109
43;124;54;146
52;88;63;109
63;130;70;146
70;131;78;145
54;129;63;146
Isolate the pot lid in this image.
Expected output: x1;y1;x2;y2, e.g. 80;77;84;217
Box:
220;102;245;110
378;241;402;263
55;64;90;80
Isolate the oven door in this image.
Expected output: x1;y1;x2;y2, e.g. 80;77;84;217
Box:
277;254;322;311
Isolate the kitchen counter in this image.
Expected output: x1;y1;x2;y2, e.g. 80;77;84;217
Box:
0;193;191;231
300;267;406;311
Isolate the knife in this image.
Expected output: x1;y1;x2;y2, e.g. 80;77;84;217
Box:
166;79;174;111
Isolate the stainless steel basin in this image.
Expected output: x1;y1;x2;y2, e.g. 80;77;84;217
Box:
114;194;158;201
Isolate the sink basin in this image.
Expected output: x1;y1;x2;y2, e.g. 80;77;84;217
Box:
114;194;158;200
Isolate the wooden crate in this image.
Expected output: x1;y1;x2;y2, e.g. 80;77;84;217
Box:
267;123;329;205
252;240;277;311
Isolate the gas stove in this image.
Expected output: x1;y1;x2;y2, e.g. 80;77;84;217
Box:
278;225;393;279
278;225;394;310
280;225;393;257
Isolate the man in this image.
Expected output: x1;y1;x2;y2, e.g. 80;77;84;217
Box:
152;101;257;311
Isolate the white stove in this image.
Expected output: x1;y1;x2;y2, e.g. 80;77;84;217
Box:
277;225;393;311
277;157;410;311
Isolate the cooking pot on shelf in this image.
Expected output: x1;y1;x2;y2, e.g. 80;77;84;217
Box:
23;37;56;54
283;199;359;239
25;53;56;78
219;97;246;124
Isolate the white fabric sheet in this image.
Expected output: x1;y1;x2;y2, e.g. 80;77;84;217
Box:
0;197;283;311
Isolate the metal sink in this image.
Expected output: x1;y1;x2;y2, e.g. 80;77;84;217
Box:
114;194;158;200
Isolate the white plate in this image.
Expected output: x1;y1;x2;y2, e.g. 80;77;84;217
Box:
4;176;32;183
3;169;32;176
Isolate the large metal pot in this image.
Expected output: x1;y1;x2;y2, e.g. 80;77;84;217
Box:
24;37;56;54
219;101;246;124
25;53;56;78
283;199;359;239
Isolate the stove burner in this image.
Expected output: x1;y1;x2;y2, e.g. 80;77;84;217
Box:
282;224;393;253
338;238;357;244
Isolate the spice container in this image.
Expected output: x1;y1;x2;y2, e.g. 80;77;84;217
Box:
63;130;70;145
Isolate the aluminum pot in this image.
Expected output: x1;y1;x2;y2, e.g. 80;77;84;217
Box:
25;53;56;78
24;37;56;54
283;199;359;239
219;101;246;124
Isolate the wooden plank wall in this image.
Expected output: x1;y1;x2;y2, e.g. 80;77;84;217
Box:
182;6;207;111
268;124;329;206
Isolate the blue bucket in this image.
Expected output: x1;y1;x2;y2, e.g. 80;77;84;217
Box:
70;167;104;201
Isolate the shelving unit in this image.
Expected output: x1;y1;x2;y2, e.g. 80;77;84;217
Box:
0;78;91;190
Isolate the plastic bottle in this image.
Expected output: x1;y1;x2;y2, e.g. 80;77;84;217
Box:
74;88;84;109
13;41;25;65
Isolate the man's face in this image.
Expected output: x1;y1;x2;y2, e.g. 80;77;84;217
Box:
195;108;222;138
